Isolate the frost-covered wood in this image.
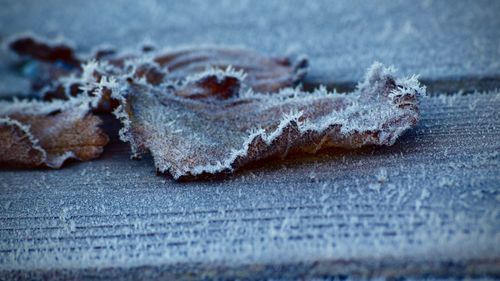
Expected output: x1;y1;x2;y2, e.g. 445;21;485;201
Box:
1;92;498;279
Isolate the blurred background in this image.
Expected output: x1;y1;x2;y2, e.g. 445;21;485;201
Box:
1;0;499;92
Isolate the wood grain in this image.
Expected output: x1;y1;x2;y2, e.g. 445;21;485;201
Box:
0;92;498;279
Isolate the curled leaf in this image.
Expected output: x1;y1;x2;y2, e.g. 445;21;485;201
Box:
114;63;424;179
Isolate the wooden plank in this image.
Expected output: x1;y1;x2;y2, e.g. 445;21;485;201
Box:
0;91;499;279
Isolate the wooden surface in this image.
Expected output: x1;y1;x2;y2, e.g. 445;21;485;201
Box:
0;1;499;280
1;92;499;279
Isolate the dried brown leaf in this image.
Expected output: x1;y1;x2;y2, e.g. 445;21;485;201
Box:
0;118;46;167
9;35;80;66
9;36;308;103
153;48;308;92
114;63;424;179
0;99;109;168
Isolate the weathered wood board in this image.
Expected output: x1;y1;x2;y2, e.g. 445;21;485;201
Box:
0;92;499;279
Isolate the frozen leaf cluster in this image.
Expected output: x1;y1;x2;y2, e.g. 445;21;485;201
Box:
3;35;424;178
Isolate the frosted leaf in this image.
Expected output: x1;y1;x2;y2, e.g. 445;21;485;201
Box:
153;48;308;93
0;98;109;168
8;35;308;106
0;118;46;167
116;63;424;179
